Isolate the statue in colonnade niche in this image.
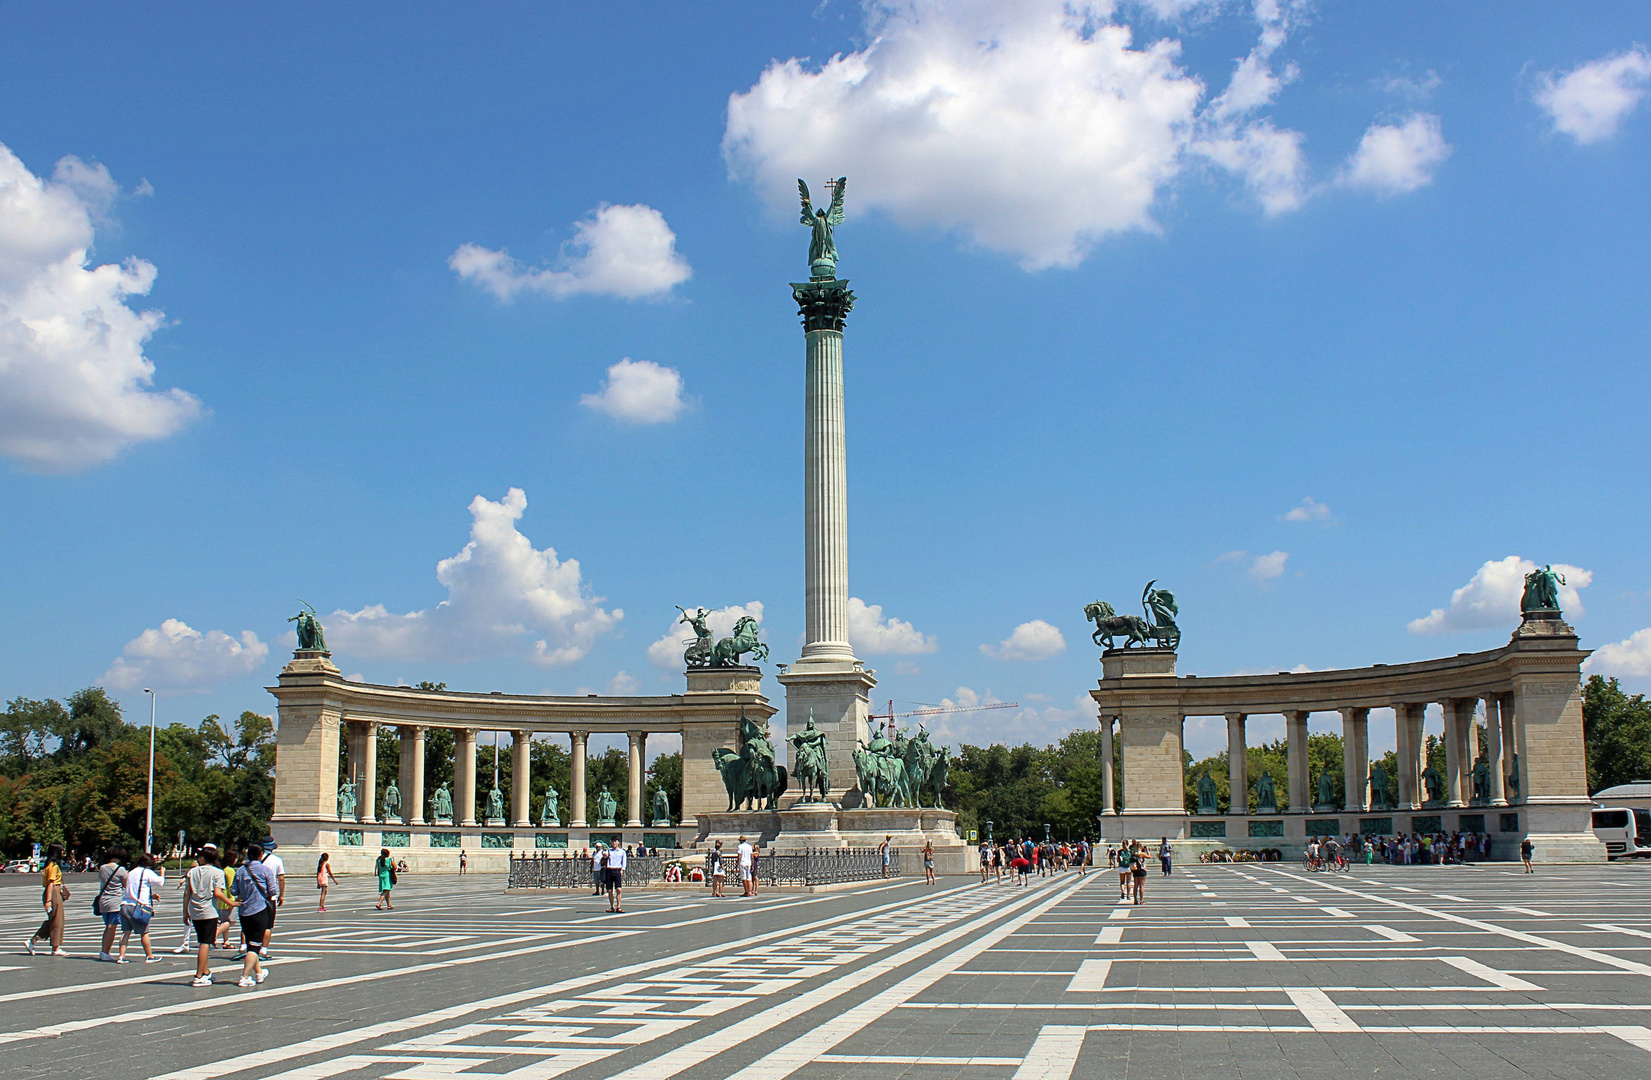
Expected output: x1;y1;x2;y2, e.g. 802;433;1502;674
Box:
1196;771;1218;815
1422;765;1444;806
595;787;619;825
1369;764;1390;810
337;779;358;820
1506;753;1520;798
650;787;672;827
1317;769;1335;808
1253;770;1277;813
383;780;402;821
540;787;560;827
487;786;506;822
431;783;454;822
1472;758;1490;804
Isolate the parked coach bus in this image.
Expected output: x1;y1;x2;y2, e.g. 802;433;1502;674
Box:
1591;806;1651;858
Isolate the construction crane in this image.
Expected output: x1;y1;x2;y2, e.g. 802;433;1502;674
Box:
867;699;1019;726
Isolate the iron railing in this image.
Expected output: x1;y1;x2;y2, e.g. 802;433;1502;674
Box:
507;847;900;889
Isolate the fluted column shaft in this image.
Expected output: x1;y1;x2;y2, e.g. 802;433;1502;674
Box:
1226;713;1248;814
1340;707;1368;812
511;731;531;827
1285;711;1310;812
1100;716;1116;814
456;728;478;827
570;730;588;827
801;327;854;662
1484;695;1507;806
1443;699;1464;807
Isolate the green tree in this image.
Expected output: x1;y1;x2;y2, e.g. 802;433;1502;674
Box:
1584;675;1651;793
646;751;682;821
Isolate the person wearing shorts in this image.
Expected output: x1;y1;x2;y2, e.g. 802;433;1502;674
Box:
605;843;627;913
95;846;129;961
118;853;165;963
709;841;726;898
183;845;233;987
1520;837;1534;873
1118;844;1133;899
1131;845;1148;905
737;837;755;897
232;846;279;988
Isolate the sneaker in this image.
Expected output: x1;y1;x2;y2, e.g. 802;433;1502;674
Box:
145;956;163;964
116;956;130;964
191;975;213;987
237;976;256;988
234;949;248;959
25;939;34;956
257;948;270;960
52;948;68;957
98;951;113;962
255;968;268;984
172;945;187;954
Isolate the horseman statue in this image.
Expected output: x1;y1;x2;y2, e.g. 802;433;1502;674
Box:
1085;580;1181;651
902;725;950;809
853;718;912;807
789;711;831;803
712;707;789;811
711;615;769;668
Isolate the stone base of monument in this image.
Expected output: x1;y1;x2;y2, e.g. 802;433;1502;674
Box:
693;805;972;874
486;817;506;827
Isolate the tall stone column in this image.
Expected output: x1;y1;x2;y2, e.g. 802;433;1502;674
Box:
1285;711;1310;812
1500;693;1519;803
1484;695;1506;806
1443;699;1464;808
1099;715;1116;814
406;726;426;825
570;730;588;827
455;728;478;827
1455;699;1476;805
1393;704;1416;810
1225;713;1248;815
779;275;877;805
359;722;378;823
511;730;531;827
626;731;645;828
1340;707;1368;812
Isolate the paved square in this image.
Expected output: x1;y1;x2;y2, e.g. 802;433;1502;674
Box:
4;862;1651;1079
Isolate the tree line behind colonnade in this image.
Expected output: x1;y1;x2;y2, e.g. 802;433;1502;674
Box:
1;677;1646;857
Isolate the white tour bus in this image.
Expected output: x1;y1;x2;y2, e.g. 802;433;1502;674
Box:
1591;806;1651;858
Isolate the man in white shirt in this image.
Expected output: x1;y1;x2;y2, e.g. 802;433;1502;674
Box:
590;845;605;895
736;836;754;897
256;840;286;956
606;843;627;913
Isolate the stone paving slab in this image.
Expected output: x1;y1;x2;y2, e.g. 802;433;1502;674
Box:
2;862;1651;1079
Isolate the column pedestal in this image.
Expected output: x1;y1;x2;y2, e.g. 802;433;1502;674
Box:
779;662;877;809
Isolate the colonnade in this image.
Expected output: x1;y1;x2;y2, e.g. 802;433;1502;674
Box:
1096;694;1523;816
338;724;659;828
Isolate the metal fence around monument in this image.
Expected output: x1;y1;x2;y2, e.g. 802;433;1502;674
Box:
507;848;899;889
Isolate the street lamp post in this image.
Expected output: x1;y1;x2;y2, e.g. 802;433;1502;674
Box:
142;688;157;855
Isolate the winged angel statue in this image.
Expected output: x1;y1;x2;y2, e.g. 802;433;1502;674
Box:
799;177;847;279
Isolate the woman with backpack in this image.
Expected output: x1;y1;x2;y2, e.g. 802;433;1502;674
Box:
117;852;165;963
95;846;129;961
26;842;69;957
375;848;396;910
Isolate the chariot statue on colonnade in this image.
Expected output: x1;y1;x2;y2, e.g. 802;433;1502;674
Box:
1521;564;1565;614
676;607;769;668
289;602;328;652
1085;580;1180;651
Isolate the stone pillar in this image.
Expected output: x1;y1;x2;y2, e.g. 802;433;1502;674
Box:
797;281;855;666
456;728;478;827
1455;699;1476;805
1104;651;1184;837
1100;715;1117;814
1225;713;1247;814
1500;693;1519;803
359;722;378;823
1285;711;1310;812
407;726;426;825
626;730;645;828
1340;707;1368;812
1484;695;1507;806
1393;704;1419;810
511;730;531;827
1443;699;1465;808
570;730;588;827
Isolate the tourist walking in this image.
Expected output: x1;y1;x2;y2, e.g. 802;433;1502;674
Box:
459;849;468;875
737;836;755;897
708;840;726;897
879;835;892;879
95;846;129;961
182;845;234;987
256;838;286;956
923;840;936;883
1131;843;1148;905
1159;837;1172;876
26;842;69;957
213;848;240;950
317;852;338;911
606;842;627;913
374;848;396;910
117;852;165;963
231;842;279;987
1520;837;1534;873
1117;843;1132;900
590;845;604;894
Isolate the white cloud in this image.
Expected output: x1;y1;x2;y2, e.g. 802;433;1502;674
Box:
981;619;1067;660
1281;496;1333;523
647;602;766;670
1408;556;1592;635
1338;113;1450;195
1382;70;1441;101
724;1;1206;270
913;686;1096;749
1535;47;1651;144
327;488;621;666
1585;629;1651;678
103;619;269;694
579;358;690;424
1249;550;1288;584
607;671;639;695
0;143;201;471
450;203;690;302
849;596;937;655
1217;548;1289;585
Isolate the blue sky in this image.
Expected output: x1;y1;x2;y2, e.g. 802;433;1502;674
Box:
3;2;1648;764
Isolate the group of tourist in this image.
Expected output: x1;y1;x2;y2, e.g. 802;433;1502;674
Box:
977;837;1095;886
704;836;761;897
24;837;291;989
1318;831;1499;866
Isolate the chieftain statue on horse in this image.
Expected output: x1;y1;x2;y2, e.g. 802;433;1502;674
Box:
712;707;789;811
